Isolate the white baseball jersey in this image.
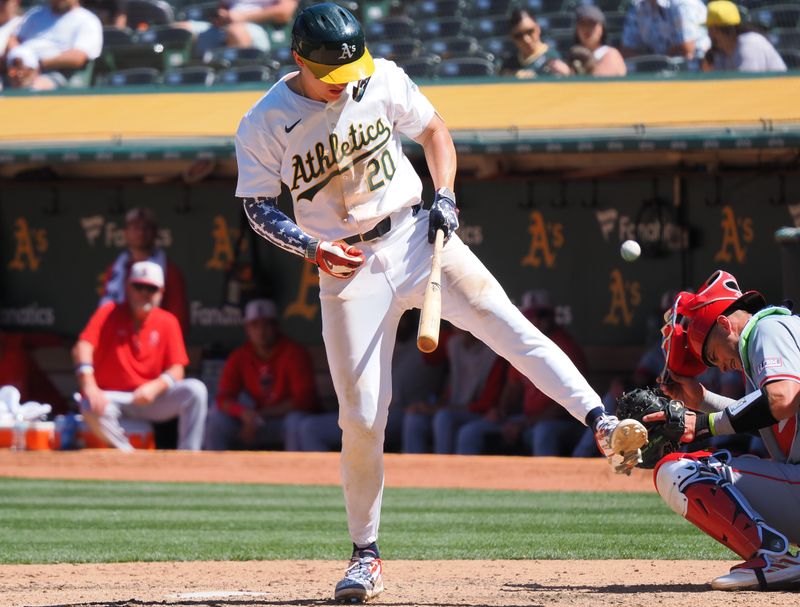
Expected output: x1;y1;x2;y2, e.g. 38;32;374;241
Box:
235;58;435;242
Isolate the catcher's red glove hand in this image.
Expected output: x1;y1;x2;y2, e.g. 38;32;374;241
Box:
311;240;365;279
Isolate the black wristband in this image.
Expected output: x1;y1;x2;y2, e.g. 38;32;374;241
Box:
693;412;712;440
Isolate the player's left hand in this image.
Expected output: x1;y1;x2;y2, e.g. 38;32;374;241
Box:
428;187;459;243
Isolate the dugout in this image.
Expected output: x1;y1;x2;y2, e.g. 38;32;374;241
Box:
2;72;800;399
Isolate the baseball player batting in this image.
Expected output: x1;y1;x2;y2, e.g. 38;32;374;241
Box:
618;270;800;591
234;4;633;602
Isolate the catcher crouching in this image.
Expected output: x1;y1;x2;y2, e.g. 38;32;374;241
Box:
617;270;800;591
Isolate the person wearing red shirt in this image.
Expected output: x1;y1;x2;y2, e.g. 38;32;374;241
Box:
204;298;319;451
99;207;190;335
73;261;207;451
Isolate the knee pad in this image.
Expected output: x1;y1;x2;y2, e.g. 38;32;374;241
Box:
655;453;787;560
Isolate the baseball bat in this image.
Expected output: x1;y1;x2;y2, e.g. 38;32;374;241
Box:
417;229;444;353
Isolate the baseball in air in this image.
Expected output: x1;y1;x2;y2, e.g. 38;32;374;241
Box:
620;240;641;262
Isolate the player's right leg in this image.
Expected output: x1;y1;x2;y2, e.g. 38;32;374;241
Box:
431;235;603;422
318;265;403;602
654;451;800;590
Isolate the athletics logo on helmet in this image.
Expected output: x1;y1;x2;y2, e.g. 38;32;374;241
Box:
661;270;766;376
291;2;375;84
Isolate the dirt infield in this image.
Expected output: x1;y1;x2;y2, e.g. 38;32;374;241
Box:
0;451;795;607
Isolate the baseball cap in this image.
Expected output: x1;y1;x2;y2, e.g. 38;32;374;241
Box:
291;2;374;84
129;261;164;289
520;289;553;315
125;207;157;228
244;299;278;323
575;4;606;25
705;1;741;27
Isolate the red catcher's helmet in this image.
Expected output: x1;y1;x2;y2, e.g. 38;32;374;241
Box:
660;270;766;377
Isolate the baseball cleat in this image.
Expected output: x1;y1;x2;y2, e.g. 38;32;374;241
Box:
712;553;800;590
334;547;384;603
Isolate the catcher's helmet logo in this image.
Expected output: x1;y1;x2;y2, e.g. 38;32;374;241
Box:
339;43;356;59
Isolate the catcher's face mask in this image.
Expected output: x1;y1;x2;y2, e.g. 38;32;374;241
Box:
660;293;706;379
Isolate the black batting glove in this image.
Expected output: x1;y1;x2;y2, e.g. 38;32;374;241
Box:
428;187;459;244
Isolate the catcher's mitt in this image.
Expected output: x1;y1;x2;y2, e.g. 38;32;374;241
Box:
615;388;686;468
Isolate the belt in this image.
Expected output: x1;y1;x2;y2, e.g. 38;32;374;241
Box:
342;201;430;246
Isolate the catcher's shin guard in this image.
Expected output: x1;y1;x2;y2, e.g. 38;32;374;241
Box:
654;452;788;560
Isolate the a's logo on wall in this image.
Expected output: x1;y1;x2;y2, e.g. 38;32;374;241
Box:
8;218;48;271
714;206;752;264
521;210;563;268
206;216;238;270
603;269;641;326
285;262;320;321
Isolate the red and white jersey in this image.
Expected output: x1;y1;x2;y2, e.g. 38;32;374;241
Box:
235;59;435;242
742;310;800;463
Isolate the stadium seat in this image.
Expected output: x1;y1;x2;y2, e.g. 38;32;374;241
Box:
769;29;800;51
365;16;416;40
543;29;575;54
370;38;422;61
216;66;274;85
102;26;135;47
624;54;680;75
537;12;575;30
604;11;626;33
753;4;800;29
269;45;295;66
177;1;218;21
136;26;194;69
163;66;215;86
473;15;510;39
520;0;567;13
481;35;515;61
410;0;467;19
582;0;627;11
101;67;162;86
399;55;441;79
419;17;470;39
66;60;95;88
467;0;514;18
780;49;800;69
123;0;175;29
204;46;280;71
423;36;483;60
435;56;495;78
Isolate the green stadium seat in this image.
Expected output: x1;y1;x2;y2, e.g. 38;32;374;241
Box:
436;56;495;78
204;46;279;70
101;67;162;86
473;15;509;39
136;26;194;69
624;54;681;75
370;38;423;62
177;1;218;22
780;49;800;69
419;17;470;39
365;16;416;41
399;55;441;79
215;65;275;85
423;36;483;60
410;0;467;19
537;12;575;30
769;28;800;51
520;0;567;13
123;0;175;29
467;0;514;18
163;66;215;85
753;4;800;29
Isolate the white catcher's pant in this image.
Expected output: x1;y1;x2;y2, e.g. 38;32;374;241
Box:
321;207;603;547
